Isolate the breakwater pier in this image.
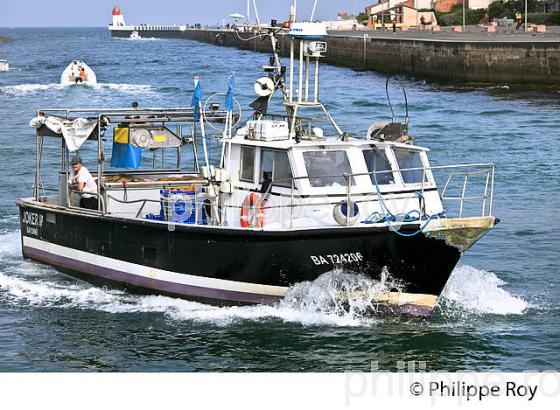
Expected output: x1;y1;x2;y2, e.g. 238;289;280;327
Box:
110;25;560;85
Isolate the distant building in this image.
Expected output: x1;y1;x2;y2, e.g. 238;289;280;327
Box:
365;0;432;16
337;12;355;20
324;19;361;30
467;0;492;10
365;0;493;15
365;1;437;26
436;0;492;12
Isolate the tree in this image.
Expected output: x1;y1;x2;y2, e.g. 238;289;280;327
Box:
356;12;369;24
488;1;506;19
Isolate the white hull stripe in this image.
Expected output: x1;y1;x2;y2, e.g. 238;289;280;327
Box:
23;237;287;301
22;237;438;315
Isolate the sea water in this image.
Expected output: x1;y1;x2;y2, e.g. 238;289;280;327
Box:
0;27;558;371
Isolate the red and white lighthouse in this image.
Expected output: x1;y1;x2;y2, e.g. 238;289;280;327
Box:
112;6;126;27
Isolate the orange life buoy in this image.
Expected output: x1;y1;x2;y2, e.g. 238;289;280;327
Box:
240;193;265;228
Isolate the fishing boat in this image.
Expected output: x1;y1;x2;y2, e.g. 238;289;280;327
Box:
0;59;9;72
129;31;141;40
60;60;97;85
17;16;498;316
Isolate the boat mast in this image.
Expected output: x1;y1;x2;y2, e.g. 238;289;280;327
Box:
283;1;342;138
251;0;261;26
288;3;296;104
310;0;318;21
247;1;341;138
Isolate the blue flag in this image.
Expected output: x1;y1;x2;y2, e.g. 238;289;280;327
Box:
191;78;201;121
224;73;236;112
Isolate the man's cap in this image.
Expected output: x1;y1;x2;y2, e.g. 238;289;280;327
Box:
71;156;82;165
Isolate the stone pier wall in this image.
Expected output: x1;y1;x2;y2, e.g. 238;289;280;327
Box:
111;29;560;84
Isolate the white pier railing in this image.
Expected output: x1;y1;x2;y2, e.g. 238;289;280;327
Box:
109;24;186;32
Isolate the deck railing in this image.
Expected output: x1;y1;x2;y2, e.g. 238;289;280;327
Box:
56;162;495;229
225;162;496;228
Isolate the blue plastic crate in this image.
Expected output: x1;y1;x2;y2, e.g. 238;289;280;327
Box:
160;189;207;225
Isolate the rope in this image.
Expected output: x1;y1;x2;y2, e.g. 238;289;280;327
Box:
364;150;444;237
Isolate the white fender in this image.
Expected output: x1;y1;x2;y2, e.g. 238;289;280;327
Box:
333;201;360;226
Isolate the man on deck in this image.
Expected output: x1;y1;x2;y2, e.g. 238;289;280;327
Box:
68;156;98;210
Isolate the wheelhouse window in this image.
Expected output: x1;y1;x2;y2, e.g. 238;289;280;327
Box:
393;148;427;184
240;146;255;182
260;149;293;188
363;149;394;185
303;150;354;188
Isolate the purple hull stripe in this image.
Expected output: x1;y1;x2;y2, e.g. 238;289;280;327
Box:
23;246;282;305
398;303;434;317
375;302;435;317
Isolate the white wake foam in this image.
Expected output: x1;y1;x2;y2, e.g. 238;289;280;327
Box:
0;82;154;95
0;83;66;95
125;37;160;41
91;83;155;93
0;267;391;326
0;231;21;259
440;265;528;315
0;271;123;307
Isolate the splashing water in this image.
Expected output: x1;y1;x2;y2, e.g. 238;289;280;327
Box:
168;269;401;327
440;265;528;315
278;268;401;324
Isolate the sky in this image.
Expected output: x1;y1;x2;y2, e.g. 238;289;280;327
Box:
0;0;372;27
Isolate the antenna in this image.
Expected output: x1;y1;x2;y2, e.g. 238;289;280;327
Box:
251;0;261;26
310;0;319;21
385;77;409;125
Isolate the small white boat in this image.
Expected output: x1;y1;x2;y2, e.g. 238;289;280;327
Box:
0;59;9;72
60;60;97;85
129;31;141;40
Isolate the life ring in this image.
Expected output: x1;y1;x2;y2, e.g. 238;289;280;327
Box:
240;193;265;228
